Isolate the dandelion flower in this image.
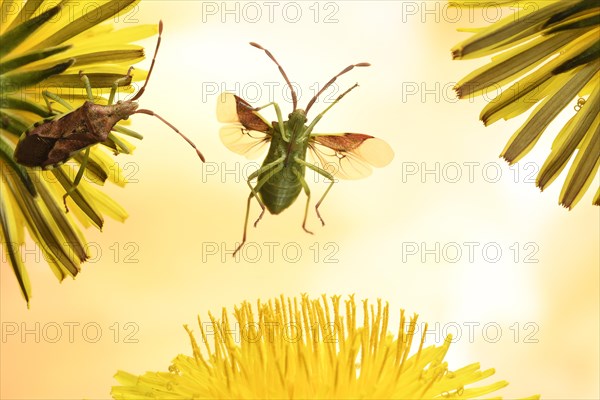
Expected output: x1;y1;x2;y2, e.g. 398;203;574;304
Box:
0;0;158;305
451;0;599;208
112;294;539;399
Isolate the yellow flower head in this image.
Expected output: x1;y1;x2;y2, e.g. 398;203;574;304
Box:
0;0;158;305
451;0;599;208
112;295;540;399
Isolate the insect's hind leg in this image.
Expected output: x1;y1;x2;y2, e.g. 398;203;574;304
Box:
233;156;285;257
292;169;314;234
62;147;91;212
295;158;335;226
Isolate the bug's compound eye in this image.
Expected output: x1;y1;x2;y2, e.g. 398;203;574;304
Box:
288;113;293;118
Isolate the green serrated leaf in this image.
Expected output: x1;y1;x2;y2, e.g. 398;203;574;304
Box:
51;167;104;230
559;119;599;208
0;109;31;136
543;0;597;28
0;179;32;305
452;1;572;59
553;40;600;74
33;173;89;262
0;45;71;74
537;82;599;190
0;135;36;196
0;59;74;91
73;152;108;185
4;171;80;277
0;96;52;118
32;0;139;50
0;5;60;58
501;63;599;163
4;0;44;33
455;30;579;98
40;72;132;89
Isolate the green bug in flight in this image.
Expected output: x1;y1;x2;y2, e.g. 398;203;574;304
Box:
218;43;394;256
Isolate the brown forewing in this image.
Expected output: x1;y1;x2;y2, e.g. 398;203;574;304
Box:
234;95;270;133
312;133;374;151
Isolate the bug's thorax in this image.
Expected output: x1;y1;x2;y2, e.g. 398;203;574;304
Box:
282;109;309;163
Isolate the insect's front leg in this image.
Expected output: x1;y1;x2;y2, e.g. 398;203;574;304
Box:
107;67;133;105
295;157;335;226
234;155;285;257
248;101;288;141
62;147;91;212
292;168;314;234
42;91;74;115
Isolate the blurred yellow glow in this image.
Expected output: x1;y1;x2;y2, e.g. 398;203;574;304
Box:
1;1;598;399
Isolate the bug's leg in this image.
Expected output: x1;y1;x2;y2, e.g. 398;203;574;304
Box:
292;169;314;234
79;71;95;102
245;101;288;141
108;67;134;105
295;157;335;226
304;83;360;136
62;147;91;212
234;156;285;257
42;91;74;114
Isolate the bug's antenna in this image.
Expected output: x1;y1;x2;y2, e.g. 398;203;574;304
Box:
305;62;370;114
131;20;163;101
135;109;205;162
250;42;298;110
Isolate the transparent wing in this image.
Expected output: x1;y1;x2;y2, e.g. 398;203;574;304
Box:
217;92;272;159
308;133;394;180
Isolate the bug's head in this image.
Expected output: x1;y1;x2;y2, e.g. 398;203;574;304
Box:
115;100;139;119
288;109;307;126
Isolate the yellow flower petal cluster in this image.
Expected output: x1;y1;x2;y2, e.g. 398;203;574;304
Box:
451;0;599;208
112;295;540;399
0;0;157;305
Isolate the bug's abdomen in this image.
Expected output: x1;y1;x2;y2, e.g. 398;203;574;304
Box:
259;164;303;215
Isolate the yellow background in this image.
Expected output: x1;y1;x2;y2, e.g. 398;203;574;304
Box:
1;1;598;398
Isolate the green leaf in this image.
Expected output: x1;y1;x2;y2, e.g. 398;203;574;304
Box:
0;4;60;58
0;109;30;136
71;48;145;68
0;181;32;305
0;96;52;118
4;0;44;32
73;153;108;185
0;45;71;74
0;59;74;91
4;171;81;277
32;0;139;50
452;1;572;59
501;63;599;163
543;0;597;29
455;30;580;98
559;120;599;208
0;135;36;196
51;167;104;230
553;40;600;74
547;14;600;34
33;173;89;263
40;72;131;88
537;82;599;190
